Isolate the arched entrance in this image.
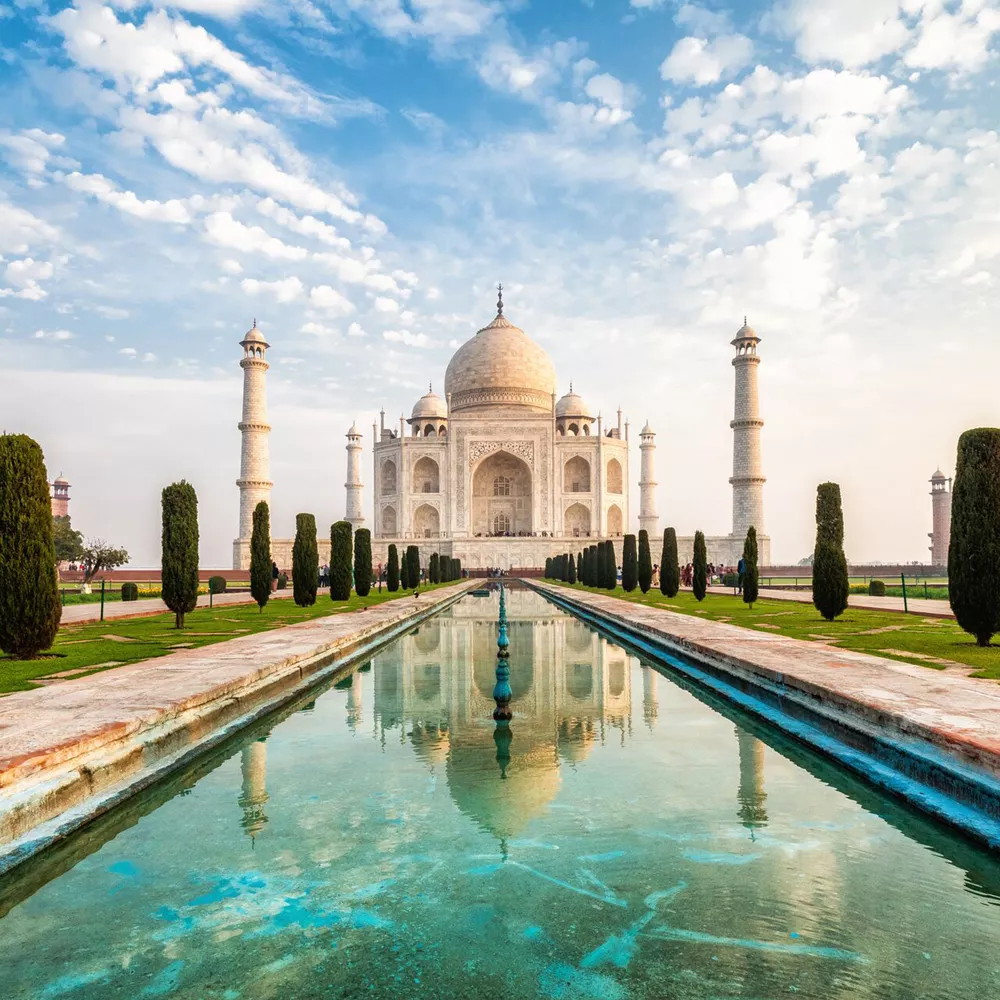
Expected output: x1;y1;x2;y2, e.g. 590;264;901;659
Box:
414;503;440;538
607;504;623;535
472;451;532;536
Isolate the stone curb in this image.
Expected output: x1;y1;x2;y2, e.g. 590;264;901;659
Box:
0;582;475;875
529;581;1000;849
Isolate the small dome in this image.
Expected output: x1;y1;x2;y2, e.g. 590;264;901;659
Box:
640;421;654;436
411;386;448;421
733;316;759;342
555;387;593;420
347;422;361;437
53;475;69;485
241;319;269;347
931;468;946;480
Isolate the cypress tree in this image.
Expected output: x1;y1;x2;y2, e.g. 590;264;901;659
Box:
160;480;200;629
692;531;707;601
354;528;372;598
408;545;421;588
387;544;400;592
545;556;553;579
429;552;439;584
580;548;588;585
568;552;577;584
609;541;618;589
330;520;353;601
812;483;849;621
638;529;653;594
742;526;759;610
622;534;638;592
949;429;1000;645
292;512;318;607
0;434;61;658
250;500;271;612
399;544;410;589
588;545;598;586
660;528;679;598
455;558;462;579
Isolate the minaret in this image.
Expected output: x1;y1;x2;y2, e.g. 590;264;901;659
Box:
345;422;365;529
238;739;269;842
50;475;70;518
729;318;765;539
736;727;768;836
929;469;952;567
638;421;659;539
237;320;272;540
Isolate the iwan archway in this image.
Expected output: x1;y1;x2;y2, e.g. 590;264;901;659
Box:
471;451;532;536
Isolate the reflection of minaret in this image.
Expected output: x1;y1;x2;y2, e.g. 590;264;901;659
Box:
347;670;364;732
641;665;659;729
239;739;269;843
736;727;767;837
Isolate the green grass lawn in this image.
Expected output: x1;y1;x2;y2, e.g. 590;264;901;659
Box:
551;581;1000;681
1;582;455;695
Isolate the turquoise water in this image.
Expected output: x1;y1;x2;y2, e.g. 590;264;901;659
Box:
1;586;999;999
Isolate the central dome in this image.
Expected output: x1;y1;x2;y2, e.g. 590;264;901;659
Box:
444;303;556;414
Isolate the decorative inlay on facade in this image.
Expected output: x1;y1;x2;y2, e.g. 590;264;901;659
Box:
468;439;535;468
237;422;271;432
451;388;552;411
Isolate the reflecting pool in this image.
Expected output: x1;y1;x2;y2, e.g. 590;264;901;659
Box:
2;586;1000;999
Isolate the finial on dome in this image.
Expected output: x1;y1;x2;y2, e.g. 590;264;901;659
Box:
569;381;573;393
253;317;257;328
497;282;503;315
743;315;746;326
429;381;433;394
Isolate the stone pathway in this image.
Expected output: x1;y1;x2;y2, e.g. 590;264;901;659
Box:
59;588;296;625
1;581;474;871
706;584;955;619
534;582;1000;778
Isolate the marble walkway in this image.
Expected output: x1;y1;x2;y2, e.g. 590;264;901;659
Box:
59;588;296;625
727;584;955;618
1;581;474;870
534;581;1000;778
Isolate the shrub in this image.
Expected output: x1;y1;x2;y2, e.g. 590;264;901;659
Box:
545;557;552;579
692;531;707;601
162;480;200;628
354;528;372;598
209;575;227;595
869;579;886;597
121;582;139;602
292;513;318;607
250;501;271;613
454;558;462;579
742;526;759;609
722;572;739;589
660;528;679;598
603;540;616;590
949;428;1000;646
387;544;400;592
622;534;638;592
812;482;849;621
638;530;652;594
588;545;598;587
330;521;353;601
277;572;288;590
407;546;420;588
0;435;61;659
568;552;577;585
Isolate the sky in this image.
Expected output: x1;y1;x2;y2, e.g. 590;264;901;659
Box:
0;0;998;568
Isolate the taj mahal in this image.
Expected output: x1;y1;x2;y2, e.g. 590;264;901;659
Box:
233;287;770;571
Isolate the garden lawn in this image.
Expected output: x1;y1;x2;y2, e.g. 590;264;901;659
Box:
552;582;1000;681
0;583;454;694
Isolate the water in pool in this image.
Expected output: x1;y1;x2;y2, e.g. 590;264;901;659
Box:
2;586;999;998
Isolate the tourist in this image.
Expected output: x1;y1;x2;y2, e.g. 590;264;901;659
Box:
652;563;660;589
271;560;279;592
737;556;745;594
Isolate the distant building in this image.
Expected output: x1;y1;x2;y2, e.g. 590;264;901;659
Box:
51;475;70;518
929;469;952;567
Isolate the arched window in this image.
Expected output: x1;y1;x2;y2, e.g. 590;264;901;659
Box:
380;459;397;494
564;457;591;493
493;513;511;534
424;424;436;437
439;425;447;437
381;505;397;535
568;422;580;436
493;476;511;496
413;456;440;493
607;458;623;494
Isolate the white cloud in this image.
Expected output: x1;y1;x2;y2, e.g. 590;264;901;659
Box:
382;329;430;347
5;257;54;287
661;34;754;85
347;0;499;43
581;73;634;124
33;329;74;340
204;212;309;259
774;0;910;68
309;284;355;315
241;276;304;302
0;201;60;254
373;296;400;313
64;171;193;223
905;4;1000;72
256;198;351;249
347;321;366;336
119;347;137;356
221;258;243;274
0;128;69;175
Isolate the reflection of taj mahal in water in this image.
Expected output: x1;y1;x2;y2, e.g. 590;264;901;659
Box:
233;290;771;569
237;591;769;846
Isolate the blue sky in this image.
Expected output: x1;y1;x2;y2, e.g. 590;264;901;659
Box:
1;0;998;566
